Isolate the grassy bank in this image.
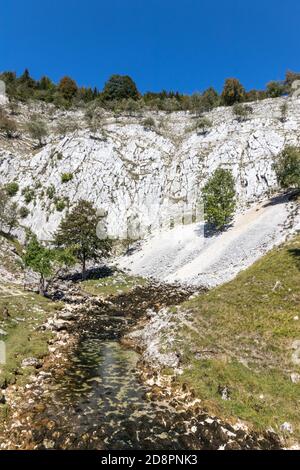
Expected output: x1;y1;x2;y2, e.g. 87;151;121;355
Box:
0;283;62;421
167;234;300;438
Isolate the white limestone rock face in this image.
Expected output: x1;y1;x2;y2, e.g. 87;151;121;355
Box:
0;97;300;241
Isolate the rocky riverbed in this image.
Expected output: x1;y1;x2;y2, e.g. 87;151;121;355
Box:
0;275;283;450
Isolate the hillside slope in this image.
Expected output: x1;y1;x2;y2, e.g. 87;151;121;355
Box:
118;193;300;287
129;234;300;443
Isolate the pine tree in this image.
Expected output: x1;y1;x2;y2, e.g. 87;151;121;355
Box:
274;146;300;189
54;200;110;277
203;168;236;230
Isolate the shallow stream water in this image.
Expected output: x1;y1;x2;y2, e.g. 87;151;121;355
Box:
47;337;187;449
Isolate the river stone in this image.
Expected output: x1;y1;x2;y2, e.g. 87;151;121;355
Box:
290;372;300;384
21;357;41;368
51;319;69;331
280;422;293;433
57;311;76;321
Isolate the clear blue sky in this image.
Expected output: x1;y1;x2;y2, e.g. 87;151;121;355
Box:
1;0;299;94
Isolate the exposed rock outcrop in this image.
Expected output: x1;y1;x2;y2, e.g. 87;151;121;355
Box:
0;97;299;242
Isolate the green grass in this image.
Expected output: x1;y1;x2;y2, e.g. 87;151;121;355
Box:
167;235;300;437
0;284;62;390
81;272;147;298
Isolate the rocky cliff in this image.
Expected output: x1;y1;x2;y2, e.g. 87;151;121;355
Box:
0;97;300;241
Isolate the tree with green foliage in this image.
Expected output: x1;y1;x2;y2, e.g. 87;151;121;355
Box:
0;187;19;234
221;78;245;106
54;200;111;277
102;75;139;101
274;146;300;190
18;69;36;88
203;168;236;230
23;234;76;294
201;87;220;112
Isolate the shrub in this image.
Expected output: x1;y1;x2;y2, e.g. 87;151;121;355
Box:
0;187;19;234
46;185;56;199
5;182;19;196
221;78;245;106
0;115;18;138
61;173;73;183
279;102;288;123
196;117;213;135
22;187;35;204
26;117;48;147
203;167;236;230
55;198;67;211
232;103;253;122
19;206;30;218
274;146;300;189
142;117;156;130
56;118;78;136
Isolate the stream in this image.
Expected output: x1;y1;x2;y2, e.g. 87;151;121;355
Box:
2;280;282;450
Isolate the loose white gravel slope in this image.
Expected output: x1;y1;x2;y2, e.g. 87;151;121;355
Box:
118;194;300;287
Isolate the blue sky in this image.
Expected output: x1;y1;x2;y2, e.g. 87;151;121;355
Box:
1;0;299;94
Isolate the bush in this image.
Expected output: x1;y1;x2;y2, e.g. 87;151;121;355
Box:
280;102;288;123
55;198;67;212
142;117;156;130
0;114;18;138
26;117;48;147
46;185;56;199
5;182;19;196
61;173;73;183
232;103;253;122
274;146;300;189
19;206;30;218
56;118;78;136
0;187;19;234
196;117;213;135
22;186;35;204
203;167;236;230
221;78;245;106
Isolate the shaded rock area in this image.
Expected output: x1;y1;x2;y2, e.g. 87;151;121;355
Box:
0;278;282;450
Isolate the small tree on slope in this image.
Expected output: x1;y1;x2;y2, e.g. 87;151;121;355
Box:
203;168;236;230
54;200;111;277
274;146;300;190
23;234;75;294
